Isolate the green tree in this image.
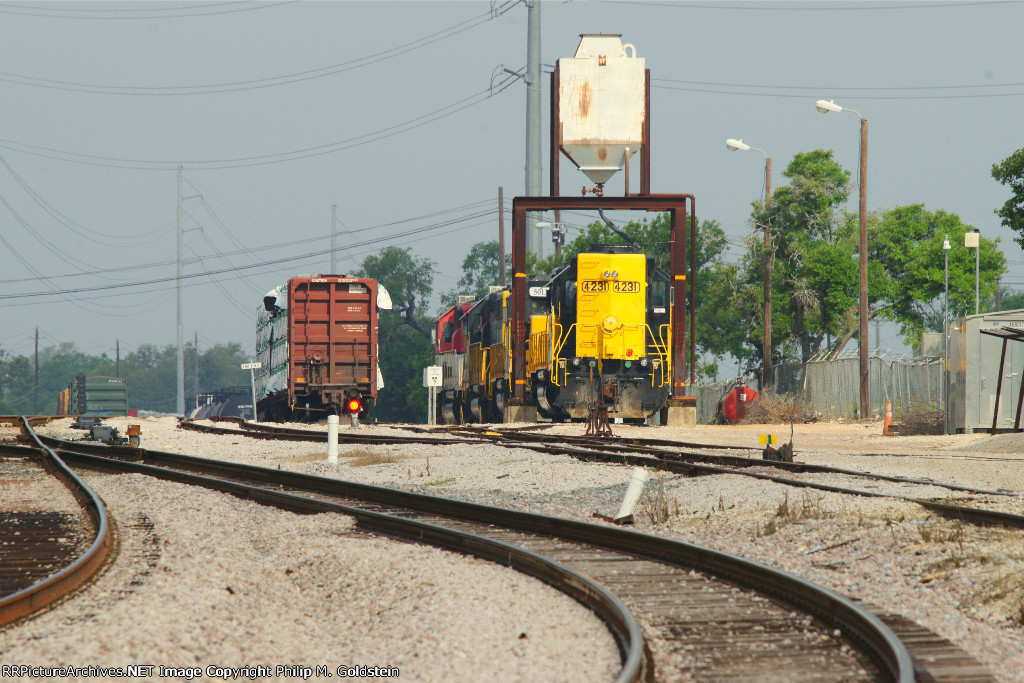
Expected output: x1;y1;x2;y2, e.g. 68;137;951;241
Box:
998;289;1024;310
871;205;1006;347
991;148;1024;249
355;246;437;423
439;241;511;310
356;246;436;337
749;150;856;365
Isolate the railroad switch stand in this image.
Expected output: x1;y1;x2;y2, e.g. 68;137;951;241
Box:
585;405;613;437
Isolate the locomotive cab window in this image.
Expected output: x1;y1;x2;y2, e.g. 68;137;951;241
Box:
442;322;455;344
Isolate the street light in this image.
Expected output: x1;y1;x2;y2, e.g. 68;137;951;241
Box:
816;99;870;419
726;138;773;390
535;221;565;257
965;228;981;315
943;234;951;436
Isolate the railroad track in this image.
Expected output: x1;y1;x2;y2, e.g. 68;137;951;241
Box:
27;423;978;682
0;417;112;627
182;418;1024;531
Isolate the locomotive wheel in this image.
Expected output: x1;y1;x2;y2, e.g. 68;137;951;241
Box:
441;400;456;425
469;396;483;423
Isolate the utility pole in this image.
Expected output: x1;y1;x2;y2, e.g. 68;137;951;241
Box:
858;117;869;419
762;158;772;391
498;187;506;286
194;331;199;412
116;339;120;378
34;327;38;414
176;165;185;416
525;0;542;260
331;204;338;274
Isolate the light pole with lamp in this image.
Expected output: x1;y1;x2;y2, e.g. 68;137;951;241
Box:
965;228;981;315
943;234;950;435
816;99;870;419
726;138;773;390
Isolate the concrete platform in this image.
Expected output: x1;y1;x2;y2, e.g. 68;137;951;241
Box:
661;396;697;427
504;404;538;424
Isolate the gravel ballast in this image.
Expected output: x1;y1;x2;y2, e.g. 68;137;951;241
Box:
16;416;1024;681
2;463;619;682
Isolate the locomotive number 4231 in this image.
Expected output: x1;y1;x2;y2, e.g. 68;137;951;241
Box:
581;280;640;293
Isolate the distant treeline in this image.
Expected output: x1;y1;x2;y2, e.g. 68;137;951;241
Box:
0;341;250;415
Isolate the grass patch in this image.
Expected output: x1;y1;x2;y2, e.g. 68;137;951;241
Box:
740;392;815;424
756;491;836;537
895;399;942;435
349;450;405;467
422;477;456;487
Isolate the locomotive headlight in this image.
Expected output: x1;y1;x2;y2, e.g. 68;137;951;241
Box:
640;358;649;368
603;270;611;278
612;270;619;278
572;357;581;367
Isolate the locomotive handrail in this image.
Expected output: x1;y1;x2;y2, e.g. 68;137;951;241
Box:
552;322;578;387
644;324;672;388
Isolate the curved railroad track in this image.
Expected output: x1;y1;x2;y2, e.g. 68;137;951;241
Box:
0;417;112;627
23;424;928;682
181;417;1024;531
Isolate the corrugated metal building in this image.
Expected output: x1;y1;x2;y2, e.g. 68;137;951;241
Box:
948;309;1024;433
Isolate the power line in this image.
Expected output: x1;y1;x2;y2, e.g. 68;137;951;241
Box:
0;153;169;246
0;1;294;20
0;208;497;300
0;7;506;95
0;216;496;310
652;82;1024;100
0;77;519;169
602;0;1023;11
0;198;494;285
654;76;1024;92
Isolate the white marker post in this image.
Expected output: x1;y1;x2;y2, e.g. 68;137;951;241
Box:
240;361;262;422
614;468;650;524
423;366;442;426
327;415;339;465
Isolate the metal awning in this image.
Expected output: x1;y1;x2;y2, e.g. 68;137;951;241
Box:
980;327;1024;343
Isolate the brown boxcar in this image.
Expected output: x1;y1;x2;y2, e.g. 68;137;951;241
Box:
257;275;384;421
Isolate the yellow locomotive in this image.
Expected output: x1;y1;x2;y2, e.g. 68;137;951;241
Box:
530;246;671;420
436;245;672;423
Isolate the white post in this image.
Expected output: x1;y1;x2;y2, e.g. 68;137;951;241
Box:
241;361;263;422
614;468;650;523
327;415;339;464
249;367;258;422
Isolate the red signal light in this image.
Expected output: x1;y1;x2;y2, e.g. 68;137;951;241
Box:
346;398;362;414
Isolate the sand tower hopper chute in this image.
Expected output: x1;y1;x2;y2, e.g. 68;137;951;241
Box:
557;35;646;190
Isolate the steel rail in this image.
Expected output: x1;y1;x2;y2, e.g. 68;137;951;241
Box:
496;439;1024;530
177;419;1024;529
180;416;468;446
207;418;1014;499
38;435;914;682
42;445;645;683
0;418;112;626
442;425;1015;497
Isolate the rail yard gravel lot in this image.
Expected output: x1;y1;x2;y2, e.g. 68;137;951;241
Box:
11;417;1024;681
0;451;619;682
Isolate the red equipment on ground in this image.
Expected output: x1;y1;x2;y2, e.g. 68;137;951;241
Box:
717;384;759;425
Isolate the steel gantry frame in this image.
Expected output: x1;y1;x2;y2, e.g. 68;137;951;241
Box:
510;194;696;404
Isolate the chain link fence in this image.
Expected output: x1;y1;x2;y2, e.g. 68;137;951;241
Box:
689;353;941;423
774;353;941;420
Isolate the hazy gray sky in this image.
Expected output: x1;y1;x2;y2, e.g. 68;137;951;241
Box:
1;0;1021;361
